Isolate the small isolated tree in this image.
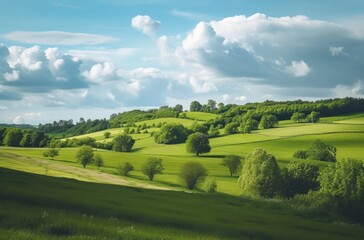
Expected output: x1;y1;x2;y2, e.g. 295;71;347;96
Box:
179;161;208;190
112;134;135;152
117;162;134;176
190;100;202;112
308;111;320;123
238;148;280;198
141;157;164;181
279;162;320;199
104;131;111;139
154;123;189;144
75;145;94;168
222;155;242;176
307;140;336;162
94;153;104;170
291;112;306;123
186;133;211;156
43;148;59;160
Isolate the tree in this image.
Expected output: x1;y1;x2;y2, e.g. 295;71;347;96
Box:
238;148;280;198
190;122;208;134
179;161;208;190
94;153;104;170
207;125;220;138
239;118;258;134
308;111;320;123
279;162;320;199
222;155;242;176
154;123;189;144
207;99;217;112
20;133;32;147
112;134;135;152
75;145;94;168
307;140;336;162
291;112;306;123
186;133;211;156
104;131;111;139
141;157;164;181
190;101;202;112
173;104;183;112
117;162;134;176
3;128;23;147
293;149;308;159
319;158;364;220
259;115;278;129
43;148;59;160
224;122;239;134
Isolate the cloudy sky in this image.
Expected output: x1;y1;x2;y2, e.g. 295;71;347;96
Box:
1;0;364;124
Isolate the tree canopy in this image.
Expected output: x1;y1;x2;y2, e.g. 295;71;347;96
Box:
186;133;211;156
154;123;189;144
238;148;280;198
141;157;164;181
222;155;242;176
75;145;94;168
179;161;208;190
112;134;135;152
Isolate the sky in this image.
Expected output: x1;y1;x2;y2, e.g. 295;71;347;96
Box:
1;0;364;124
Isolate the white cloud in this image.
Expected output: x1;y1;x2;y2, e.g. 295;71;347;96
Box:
189;76;217;93
83;62;117;83
332;80;364;98
12;115;24;124
3;70;19;81
171;9;207;21
131;15;161;36
1;31;118;45
329;46;346;56
235;95;247;101
285;60;311;77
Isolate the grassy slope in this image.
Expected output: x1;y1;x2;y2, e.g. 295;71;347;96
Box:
1;167;364;240
185;111;219;121
1;114;364;195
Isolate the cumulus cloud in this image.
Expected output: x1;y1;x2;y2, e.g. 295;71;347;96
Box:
329;46;347;56
83;62;117;83
189;76;217;93
285;60;311;77
0;45;89;92
235;95;247;102
0;31;118;46
131;15;161;36
12;115;24;124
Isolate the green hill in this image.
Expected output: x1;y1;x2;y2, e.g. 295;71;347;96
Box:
1;167;363;240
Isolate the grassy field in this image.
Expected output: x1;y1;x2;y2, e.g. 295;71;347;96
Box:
1;167;364;240
185;111;219;121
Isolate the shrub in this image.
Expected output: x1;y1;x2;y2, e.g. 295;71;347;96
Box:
203;179;217;193
117;162;134;176
141;157;164;181
179;161;208;190
293;150;308;159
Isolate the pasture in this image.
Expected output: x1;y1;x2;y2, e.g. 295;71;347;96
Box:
1;167;364;240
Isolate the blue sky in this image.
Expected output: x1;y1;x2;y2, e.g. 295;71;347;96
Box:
1;0;364;124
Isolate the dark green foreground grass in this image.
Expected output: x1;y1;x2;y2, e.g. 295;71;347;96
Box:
1;168;363;240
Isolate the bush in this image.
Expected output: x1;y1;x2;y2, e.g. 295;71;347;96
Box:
141;157;164;181
117;162;134;176
307;140;336;162
179;161;208;190
203;179;217;193
112;134;135;152
154;123;189;144
224;122;239;134
293;150;308;159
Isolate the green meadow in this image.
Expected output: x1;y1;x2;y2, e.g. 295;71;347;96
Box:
1;112;364;239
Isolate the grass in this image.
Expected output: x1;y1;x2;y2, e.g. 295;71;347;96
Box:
185;112;219;121
1;167;364;239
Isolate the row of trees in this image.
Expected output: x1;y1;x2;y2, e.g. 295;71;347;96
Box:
0;128;50;147
293;140;336;162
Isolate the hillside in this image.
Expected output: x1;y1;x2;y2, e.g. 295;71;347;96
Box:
1;167;364;240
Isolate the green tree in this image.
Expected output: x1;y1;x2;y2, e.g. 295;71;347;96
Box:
20;133;32;147
112;134;135;152
104;131;111;139
117;162;134;176
308;111;320;123
207;99;217;112
94;153;104;170
307;140;336;162
259;115;278;129
224;122;239;134
186;133;211;156
238;148;280;198
43;148;59;160
319;158;364;220
75;145;94;168
179;161;208;190
222;155;242;176
141;157;164;181
293;149;308;159
190;122;208;134
3;128;23;147
207;125;220;138
154;123;189;144
190;101;202;112
291;112;306;123
279;162;320;199
239;118;258;134
173;104;183;112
